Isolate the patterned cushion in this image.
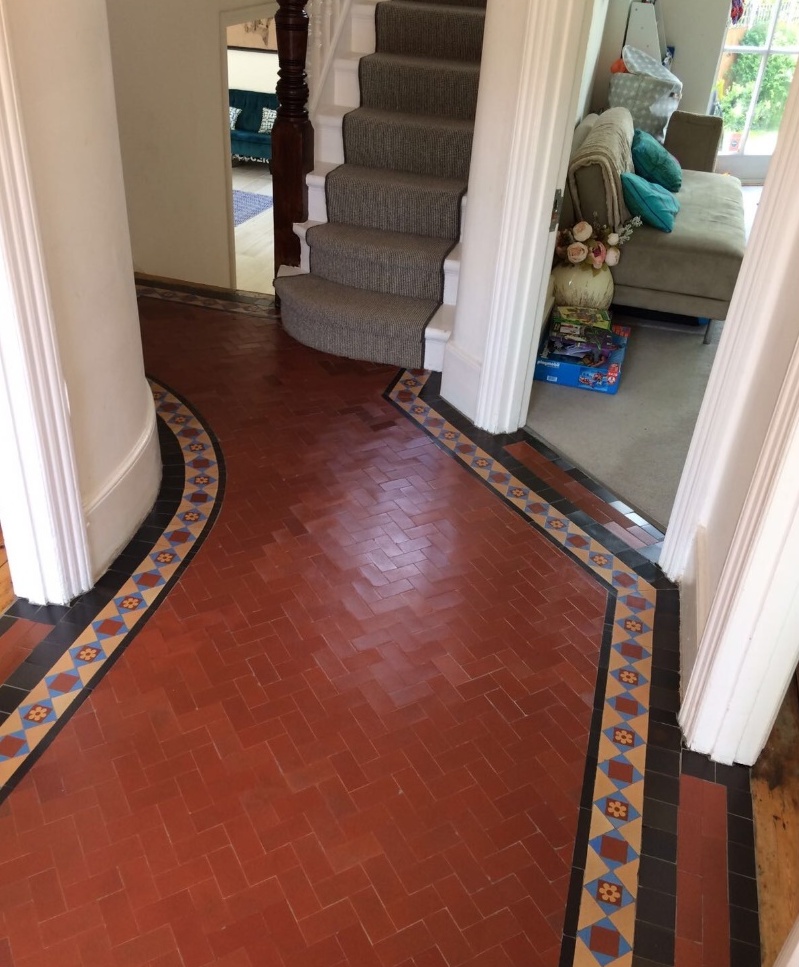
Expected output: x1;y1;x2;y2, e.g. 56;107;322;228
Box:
621;172;680;233
632;130;682;192
258;107;278;134
609;46;683;142
229;106;242;131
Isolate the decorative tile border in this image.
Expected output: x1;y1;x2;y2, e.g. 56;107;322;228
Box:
135;281;278;319
0;380;224;799
386;371;662;967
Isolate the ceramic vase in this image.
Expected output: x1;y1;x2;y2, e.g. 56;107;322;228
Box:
551;261;614;310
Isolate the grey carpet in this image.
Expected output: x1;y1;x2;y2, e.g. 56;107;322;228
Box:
277;274;438;369
325;165;466;239
359;54;480;120
343;108;474;180
526;318;722;530
275;0;484;368
307;223;452;300
376;3;486;61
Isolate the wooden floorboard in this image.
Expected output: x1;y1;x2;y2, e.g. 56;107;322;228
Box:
752;680;799;966
0;526;13;614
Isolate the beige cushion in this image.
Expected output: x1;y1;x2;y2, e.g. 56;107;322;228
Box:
612;170;746;303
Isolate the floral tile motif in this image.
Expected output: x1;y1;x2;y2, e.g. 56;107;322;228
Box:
0;381;222;797
387;371;660;967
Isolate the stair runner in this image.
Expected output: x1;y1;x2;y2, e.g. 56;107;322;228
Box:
275;0;487;369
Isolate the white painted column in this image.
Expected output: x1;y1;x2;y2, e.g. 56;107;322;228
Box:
0;0;91;604
1;0;161;598
441;0;592;433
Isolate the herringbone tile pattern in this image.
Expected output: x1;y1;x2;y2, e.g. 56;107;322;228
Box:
0;298;608;966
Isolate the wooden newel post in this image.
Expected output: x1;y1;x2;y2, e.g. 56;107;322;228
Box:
272;0;315;272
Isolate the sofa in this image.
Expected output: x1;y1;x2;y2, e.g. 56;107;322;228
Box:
229;89;279;164
564;107;746;322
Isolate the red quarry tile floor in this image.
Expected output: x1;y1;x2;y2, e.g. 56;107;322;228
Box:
0;291;761;967
0;298;609;966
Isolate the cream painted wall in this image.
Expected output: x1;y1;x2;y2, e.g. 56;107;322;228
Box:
663;0;728;114
589;0;727;116
105;1;276;289
577;0;610;121
5;0;161;578
228;48;279;93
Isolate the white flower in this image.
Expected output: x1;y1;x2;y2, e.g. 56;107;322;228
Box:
605;247;621;266
567;242;588;264
572;221;593;242
606;232;620;246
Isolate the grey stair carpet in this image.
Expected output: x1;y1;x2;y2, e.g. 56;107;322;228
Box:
307;224;452;300
359;54;480;120
276;0;485;369
325;165;465;239
343;108;474;180
277;275;438;369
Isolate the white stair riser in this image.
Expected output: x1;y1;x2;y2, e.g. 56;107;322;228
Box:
333;59;361;109
316;115;345;166
308;181;329;223
351;3;377;54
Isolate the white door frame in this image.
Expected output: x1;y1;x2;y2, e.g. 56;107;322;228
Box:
0;0;91;605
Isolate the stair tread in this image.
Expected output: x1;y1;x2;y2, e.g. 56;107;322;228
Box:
275;274;436;369
361;51;481;73
308;223;454;259
278;274;438;314
345;106;474;133
328;163;467;194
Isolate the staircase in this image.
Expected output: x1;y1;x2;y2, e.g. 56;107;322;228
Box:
274;0;487;371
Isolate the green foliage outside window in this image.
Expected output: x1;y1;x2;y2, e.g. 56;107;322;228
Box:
720;22;799;132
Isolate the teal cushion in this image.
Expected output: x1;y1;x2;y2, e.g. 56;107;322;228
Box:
631;129;682;192
621;172;681;233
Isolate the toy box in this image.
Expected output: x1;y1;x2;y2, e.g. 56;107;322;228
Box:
534;324;630;395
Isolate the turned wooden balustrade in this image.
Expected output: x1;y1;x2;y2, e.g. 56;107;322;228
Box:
272;0;315;271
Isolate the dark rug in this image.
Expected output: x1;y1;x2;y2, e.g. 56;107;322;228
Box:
233;190;273;227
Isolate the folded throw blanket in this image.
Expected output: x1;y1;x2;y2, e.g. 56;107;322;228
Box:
568;107;634;228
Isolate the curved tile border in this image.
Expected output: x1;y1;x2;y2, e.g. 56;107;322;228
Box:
386;370;660;967
0;380;224;798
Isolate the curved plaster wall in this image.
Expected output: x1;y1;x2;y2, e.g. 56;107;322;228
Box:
6;0;161;580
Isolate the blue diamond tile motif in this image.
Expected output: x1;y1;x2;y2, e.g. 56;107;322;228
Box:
577;917;633;966
190;474;216;487
589;553;614;570
92;616;126;639
616;615;651;638
611;667;648;690
599;792;641;828
114;593;145;615
598;755;644;790
69;642;107;666
588;831;633;870
44;671;82;696
0;731;30;760
150;550;179;568
603;723;643;752
585;872;634;913
133;570;166;591
19;702;56;728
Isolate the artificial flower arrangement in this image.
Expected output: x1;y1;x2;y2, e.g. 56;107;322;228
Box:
554;216;642;269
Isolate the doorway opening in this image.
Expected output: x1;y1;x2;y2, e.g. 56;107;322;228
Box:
713;0;799;184
225;16;278;295
524;3;782;535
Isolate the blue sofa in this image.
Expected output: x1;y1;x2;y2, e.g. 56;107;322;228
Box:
229;89;278;163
